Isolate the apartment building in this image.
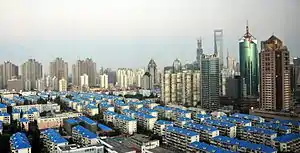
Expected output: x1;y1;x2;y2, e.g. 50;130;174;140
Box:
184;122;219;142
192;114;211;124
37;112;82;129
270;118;300;133
163;126;199;152
273;133;300;153
123;109;157;131
211;136;277;153
202;119;236;138
12;109;21;120
84;104;99;116
187;141;235;153
113;114;137;135
0;112;10;124
256;122;291;135
218;116;251;137
57;144;104;153
99;103;115;113
41;129;68;153
72;125;99;147
170;108;192;120
114;101;130;113
137;107;158;118
174;117;193;127
153;120;173;136
231;113;265;124
77;116;98;133
103;111;117;123
128;102;144;111
0;103;7;113
240;126;277;146
13;103;61;113
153;106;172;120
10;132;31;153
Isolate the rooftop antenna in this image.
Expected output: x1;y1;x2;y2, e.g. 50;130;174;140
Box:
246;20;249;36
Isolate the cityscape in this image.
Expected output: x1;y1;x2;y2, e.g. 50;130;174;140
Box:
0;0;300;153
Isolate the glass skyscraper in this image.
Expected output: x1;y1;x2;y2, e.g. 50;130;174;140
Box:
239;24;259;97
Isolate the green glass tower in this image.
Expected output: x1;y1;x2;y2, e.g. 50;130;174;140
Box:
239;24;259;96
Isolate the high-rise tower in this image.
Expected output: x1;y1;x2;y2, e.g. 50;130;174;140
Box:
196;38;203;66
148;59;158;89
260;35;291;111
239;23;259;96
214;29;224;69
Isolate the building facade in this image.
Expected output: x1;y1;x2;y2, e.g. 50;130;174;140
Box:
49;57;68;86
21;59;43;90
260;35;291;111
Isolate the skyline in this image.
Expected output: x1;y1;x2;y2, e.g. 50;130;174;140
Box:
0;0;299;73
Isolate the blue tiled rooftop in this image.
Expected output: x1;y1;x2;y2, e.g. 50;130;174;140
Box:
115;114;136;121
155;120;173;125
242;126;277;136
138;107;158;113
231;113;262;122
65;118;78;125
177;117;193;122
135;111;155;119
19;118;29;123
172;108;190;114
72;125;97;139
41;129;68;144
270;118;300;126
273;133;300;143
28;107;38;113
212;136;277;153
100;103;114;108
0;112;10;116
203;119;235;128
184;122;218;133
256;122;290;131
0;103;7;108
78;116;97;125
104;111;117;116
98;124;113;132
10;132;31;149
219;116;251;125
86;104;98;109
189;141;236;153
195;114;211;119
153;106;172;111
165;126;198;137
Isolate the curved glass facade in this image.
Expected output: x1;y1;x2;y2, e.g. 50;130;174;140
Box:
239;40;259;96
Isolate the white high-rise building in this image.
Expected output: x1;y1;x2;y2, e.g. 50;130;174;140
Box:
52;76;58;91
116;68;134;88
0;61;19;89
80;74;89;90
49;58;68;86
21;59;43;90
135;68;145;87
36;79;45;92
72;58;96;87
59;78;67;92
100;74;108;89
24;80;31;91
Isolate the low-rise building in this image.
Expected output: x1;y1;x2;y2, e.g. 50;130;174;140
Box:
218;116;252;137
114;101;130;113
12;109;21;120
128;102;144;111
153;120;173;136
231;113;264;124
170;108;191;120
138;107;158;118
187;141;236;153
0;103;7;113
240;126;277;146
0;112;10;124
18;118;30;131
270;118;300;133
113;114;137;135
10;132;31;153
103;111;117;123
100;103;115;113
184;122;219;142
192;114;211;123
78;116;98;132
153;106;172;120
41;128;68;152
256;122;291;135
85;104;99;116
174;117;193;127
273;133;300;153
211;136;277;153
63;118;80;135
13;103;61;113
37;112;82;129
72;125;99;146
163;126;199;152
202;119;236;138
57;144;104;153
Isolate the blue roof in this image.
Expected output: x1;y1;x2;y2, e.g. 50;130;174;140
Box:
78;116;97;125
270;118;300;126
72;125;97;139
138;107;158;113
98;124;113;132
219;116;251;125
19;118;29;123
135;111;156;119
256;122;290;131
242;126;277;136
115;114;136;121
177;117;193;122
0;112;10;116
231;113;262;122
195;114;211;119
0;103;7;108
165;126;198;137
212;136;277;153
10;132;31;149
273;133;300;143
28;107;38;113
155;120;173;125
86;104;98;109
100;103;114;108
203;119;235;128
41;129;68;144
65;118;79;125
103;111;117;116
189;141;236;153
184;122;218;133
172;108;190;114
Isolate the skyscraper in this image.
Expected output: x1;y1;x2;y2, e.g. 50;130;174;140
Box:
135;68;145;87
100;74;108;89
196;38;203;67
260;35;291;111
49;57;68;83
21;59;43;90
201;54;220;110
239;23;259;97
0;61;19;89
72;58;96;87
214;29;224;69
148;59;158;89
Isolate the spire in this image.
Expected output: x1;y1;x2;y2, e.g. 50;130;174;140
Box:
246;20;249;36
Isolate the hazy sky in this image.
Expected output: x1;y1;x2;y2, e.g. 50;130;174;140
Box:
0;0;299;73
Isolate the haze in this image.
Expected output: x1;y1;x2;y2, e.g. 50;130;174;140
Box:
0;0;299;72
